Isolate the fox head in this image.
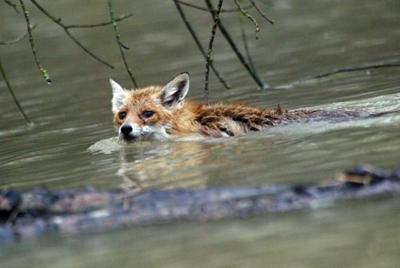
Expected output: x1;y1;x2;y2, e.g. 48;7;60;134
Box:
110;73;190;141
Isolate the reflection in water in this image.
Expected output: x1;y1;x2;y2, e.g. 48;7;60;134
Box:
117;140;213;190
89;137;230;190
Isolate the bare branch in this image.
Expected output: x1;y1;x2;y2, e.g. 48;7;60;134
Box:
248;0;274;25
30;0;114;69
234;0;260;39
66;13;133;29
3;0;19;13
108;0;138;88
0;24;37;45
239;16;255;72
176;0;252;13
312;63;400;79
19;0;51;83
280;62;400;89
0;56;33;125
204;0;224;103
238;15;270;88
204;0;269;89
173;0;230;89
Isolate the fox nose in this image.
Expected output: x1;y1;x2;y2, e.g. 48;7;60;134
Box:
120;125;133;136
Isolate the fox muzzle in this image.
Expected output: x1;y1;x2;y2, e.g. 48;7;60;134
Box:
119;123;143;141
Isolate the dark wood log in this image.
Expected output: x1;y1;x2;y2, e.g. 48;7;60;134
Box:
1;166;400;242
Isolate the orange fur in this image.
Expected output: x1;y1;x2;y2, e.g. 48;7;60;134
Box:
110;73;352;141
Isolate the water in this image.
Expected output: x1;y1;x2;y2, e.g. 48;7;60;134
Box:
1;0;400;267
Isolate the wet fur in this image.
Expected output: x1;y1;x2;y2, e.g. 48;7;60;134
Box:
111;73;365;140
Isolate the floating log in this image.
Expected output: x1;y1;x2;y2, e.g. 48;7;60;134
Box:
1;166;400;242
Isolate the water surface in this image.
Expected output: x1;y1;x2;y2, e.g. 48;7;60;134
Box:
1;0;400;267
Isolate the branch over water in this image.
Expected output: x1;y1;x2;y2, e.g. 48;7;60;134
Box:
248;0;274;25
0;56;33;125
3;0;19;13
176;0;252;13
239;15;256;72
173;0;231;90
66;13;133;29
234;0;260;39
108;0;138;88
19;0;51;83
30;0;114;69
0;24;37;45
312;62;400;79
204;0;224;103
205;0;269;89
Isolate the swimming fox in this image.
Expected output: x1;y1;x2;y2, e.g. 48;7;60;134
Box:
110;72;366;141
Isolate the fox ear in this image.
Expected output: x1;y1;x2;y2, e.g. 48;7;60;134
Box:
110;78;127;113
160;72;190;108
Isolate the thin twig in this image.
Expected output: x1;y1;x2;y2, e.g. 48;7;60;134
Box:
4;0;19;13
248;0;274;25
204;0;224;103
108;0;138;88
279;62;400;89
66;13;132;29
234;0;260;39
19;0;51;83
239;16;255;72
0;56;33;125
238;15;271;89
312;63;400;79
176;0;252;13
173;0;230;89
30;0;114;69
205;0;269;89
0;24;37;45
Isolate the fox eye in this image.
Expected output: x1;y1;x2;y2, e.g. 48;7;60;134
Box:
118;111;127;120
142;110;155;118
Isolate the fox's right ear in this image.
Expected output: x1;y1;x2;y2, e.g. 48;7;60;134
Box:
160;72;190;109
110;78;127;113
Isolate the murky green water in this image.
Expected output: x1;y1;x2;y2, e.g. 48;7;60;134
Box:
1;0;400;267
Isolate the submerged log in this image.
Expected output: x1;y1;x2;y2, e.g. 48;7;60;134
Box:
1;166;400;242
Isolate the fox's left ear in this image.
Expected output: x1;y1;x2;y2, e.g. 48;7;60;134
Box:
110;78;127;113
160;72;190;108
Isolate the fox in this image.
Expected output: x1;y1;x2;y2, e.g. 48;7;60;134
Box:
110;72;373;141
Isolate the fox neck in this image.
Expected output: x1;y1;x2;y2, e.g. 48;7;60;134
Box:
164;101;202;136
